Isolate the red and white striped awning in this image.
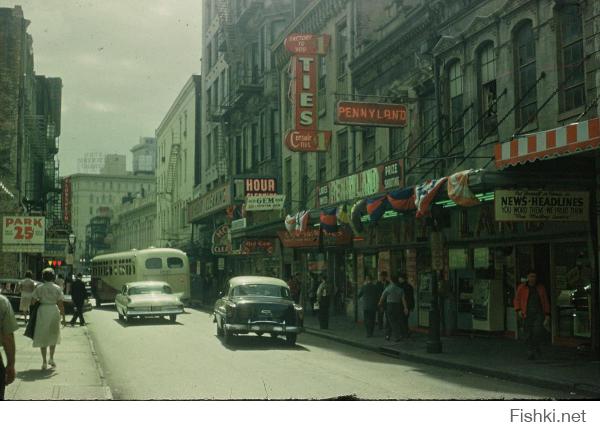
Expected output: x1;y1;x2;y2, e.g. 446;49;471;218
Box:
495;117;600;169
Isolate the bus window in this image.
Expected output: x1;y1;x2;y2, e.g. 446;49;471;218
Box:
145;258;162;269
167;257;184;269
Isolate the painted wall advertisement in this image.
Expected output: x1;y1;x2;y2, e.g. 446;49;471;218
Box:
2;216;46;253
284;34;332;152
188;184;231;222
495;190;589;222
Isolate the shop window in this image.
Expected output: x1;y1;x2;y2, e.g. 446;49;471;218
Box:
514;21;538;128
558;4;585;112
478;42;498;137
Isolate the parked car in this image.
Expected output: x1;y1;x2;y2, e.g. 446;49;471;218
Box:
214;276;304;346
115;281;184;324
0;278;91;314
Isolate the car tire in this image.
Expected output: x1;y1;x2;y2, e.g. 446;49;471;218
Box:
285;333;297;346
223;323;234;345
270;333;278;339
118;311;124;322
95;297;102;308
170;314;177;323
216;318;224;336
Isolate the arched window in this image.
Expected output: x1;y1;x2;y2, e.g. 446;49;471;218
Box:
514;21;537;128
477;42;497;136
448;61;464;153
557;4;585;112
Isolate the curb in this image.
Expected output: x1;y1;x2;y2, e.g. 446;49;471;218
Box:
304;327;600;398
84;326;113;400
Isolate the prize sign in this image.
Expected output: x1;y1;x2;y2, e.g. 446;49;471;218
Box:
2;216;46;253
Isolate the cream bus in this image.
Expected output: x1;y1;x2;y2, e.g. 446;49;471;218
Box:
91;248;190;306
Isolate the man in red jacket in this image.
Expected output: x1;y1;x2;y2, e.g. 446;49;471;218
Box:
514;270;551;360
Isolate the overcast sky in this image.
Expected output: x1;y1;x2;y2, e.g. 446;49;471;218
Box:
0;0;202;175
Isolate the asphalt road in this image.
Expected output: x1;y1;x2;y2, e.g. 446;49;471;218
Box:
85;305;573;400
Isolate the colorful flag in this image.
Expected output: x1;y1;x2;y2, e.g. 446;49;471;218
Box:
295;210;310;232
337;204;351;226
387;187;416;212
285;215;296;233
447;170;480;207
415;177;447;218
366;196;389;222
320;208;338;233
350;199;366;234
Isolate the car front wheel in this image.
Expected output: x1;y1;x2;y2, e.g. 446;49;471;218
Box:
223;323;234;345
170;314;177;323
216;318;224;336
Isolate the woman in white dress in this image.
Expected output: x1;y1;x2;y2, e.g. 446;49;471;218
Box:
31;268;65;369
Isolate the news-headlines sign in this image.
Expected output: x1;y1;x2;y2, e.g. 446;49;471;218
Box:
2;216;46;253
245;195;286;212
335;101;408;127
495;190;589;222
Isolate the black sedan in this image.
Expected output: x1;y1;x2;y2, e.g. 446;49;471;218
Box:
214;276;304;346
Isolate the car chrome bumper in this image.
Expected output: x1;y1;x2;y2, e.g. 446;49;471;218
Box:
225;322;303;334
127;309;184;317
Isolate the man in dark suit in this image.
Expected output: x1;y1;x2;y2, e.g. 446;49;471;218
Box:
70;273;88;326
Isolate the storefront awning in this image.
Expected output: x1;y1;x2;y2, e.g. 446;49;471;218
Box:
495;117;600;169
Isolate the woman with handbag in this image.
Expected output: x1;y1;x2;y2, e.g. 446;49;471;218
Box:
31;268;65;370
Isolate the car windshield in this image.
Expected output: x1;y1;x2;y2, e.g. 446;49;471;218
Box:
129;285;171;295
231;284;289;298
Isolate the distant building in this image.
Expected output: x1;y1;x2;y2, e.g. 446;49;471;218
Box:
100;154;127;175
109;193;157;253
65;173;155;271
131;137;157;175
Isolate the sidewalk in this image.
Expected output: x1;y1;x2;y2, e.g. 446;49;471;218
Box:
5;320;112;400
303;314;600;397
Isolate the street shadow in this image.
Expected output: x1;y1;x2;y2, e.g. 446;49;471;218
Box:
16;368;56;382
113;317;184;327
215;334;310;352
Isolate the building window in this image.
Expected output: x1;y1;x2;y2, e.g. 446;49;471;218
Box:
338;129;349;176
318;56;327;114
448;61;464;154
242;126;248;171
252;123;259;166
318;152;327;183
514;21;538;128
336;19;348;78
362;127;376;168
389;127;404;158
235;135;243;174
300;153;308;207
558;4;585;112
260;112;268;160
270;108;280;160
478;43;498;136
207;41;212;70
418;88;436;159
207;132;212;166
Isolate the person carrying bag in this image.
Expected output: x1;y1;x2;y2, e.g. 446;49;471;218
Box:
23;302;40;339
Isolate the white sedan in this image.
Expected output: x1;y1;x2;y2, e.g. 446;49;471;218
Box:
115;281;184;323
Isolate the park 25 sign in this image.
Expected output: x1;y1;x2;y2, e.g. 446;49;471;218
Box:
2;216;46;253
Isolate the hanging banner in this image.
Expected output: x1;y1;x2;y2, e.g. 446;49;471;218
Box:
2;216;46;253
335;101;408;127
495;190;589;222
245;195;286;211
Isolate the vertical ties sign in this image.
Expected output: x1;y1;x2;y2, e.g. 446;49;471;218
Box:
284;34;332;152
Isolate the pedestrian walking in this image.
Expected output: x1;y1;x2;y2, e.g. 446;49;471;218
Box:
288;273;301;304
316;274;330;329
0;292;18;400
18;270;36;323
378;274;409;341
374;271;388;330
358;273;378;337
514;269;550;360
32;268;66;370
397;273;415;338
69;273;88;326
56;274;65;293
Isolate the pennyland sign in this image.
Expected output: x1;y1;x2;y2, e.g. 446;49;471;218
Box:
495;190;589;222
336;101;408;127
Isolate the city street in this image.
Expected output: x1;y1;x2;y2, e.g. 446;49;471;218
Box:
86;306;572;400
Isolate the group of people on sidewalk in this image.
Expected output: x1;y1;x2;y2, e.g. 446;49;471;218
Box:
358;271;414;342
0;268;89;400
